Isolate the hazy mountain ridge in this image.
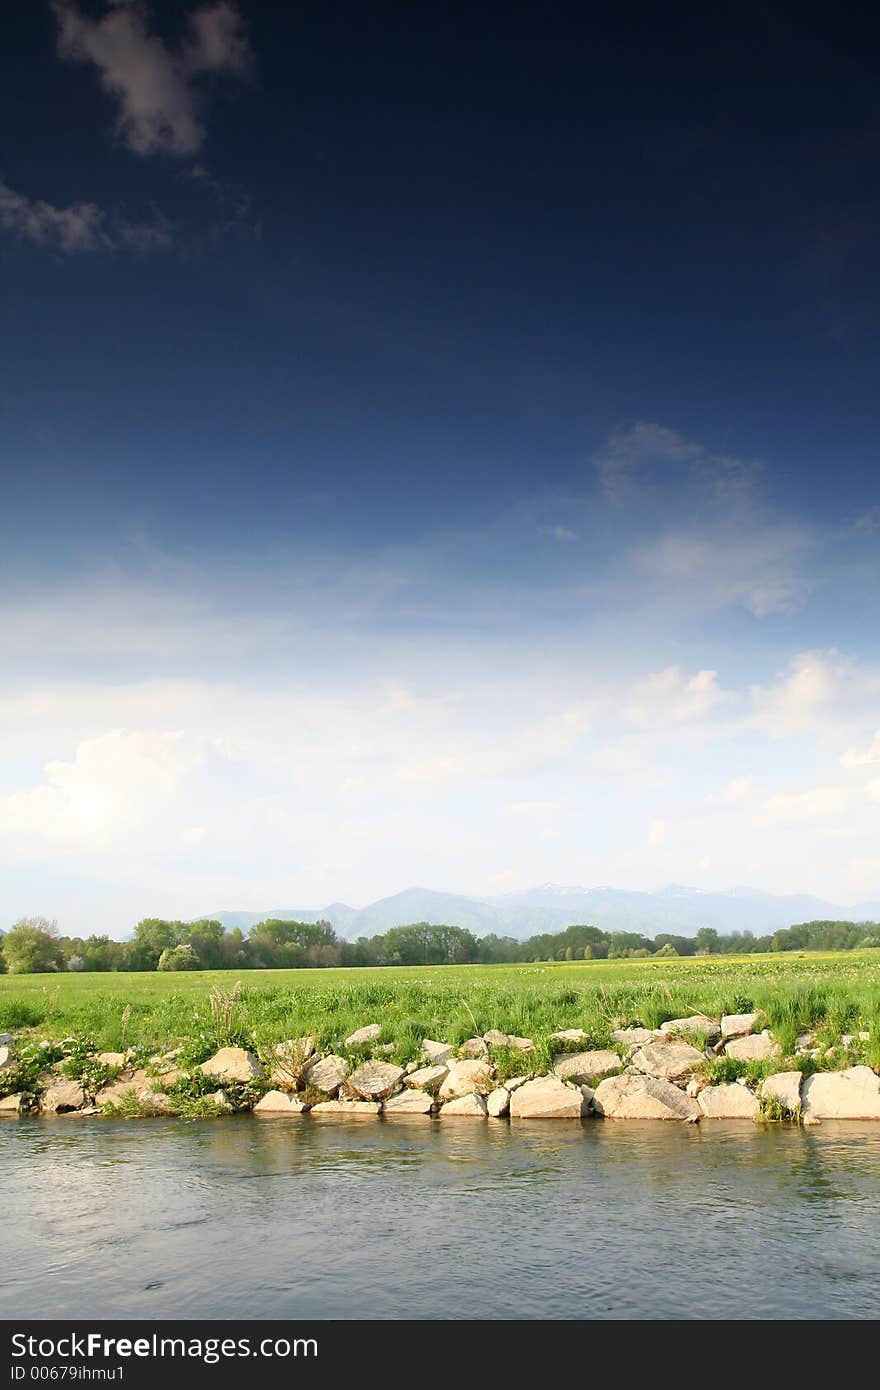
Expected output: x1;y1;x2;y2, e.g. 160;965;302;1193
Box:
208;885;880;942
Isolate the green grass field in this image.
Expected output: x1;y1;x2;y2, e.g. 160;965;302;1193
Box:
2;951;880;1069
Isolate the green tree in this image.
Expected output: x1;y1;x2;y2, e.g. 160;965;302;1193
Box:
130;919;183;971
695;927;720;955
3;917;65;973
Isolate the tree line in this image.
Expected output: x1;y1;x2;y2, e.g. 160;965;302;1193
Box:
1;913;879;974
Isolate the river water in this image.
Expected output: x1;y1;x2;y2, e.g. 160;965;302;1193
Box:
3;1115;879;1320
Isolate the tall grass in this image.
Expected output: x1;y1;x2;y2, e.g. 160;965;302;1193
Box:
1;954;878;1064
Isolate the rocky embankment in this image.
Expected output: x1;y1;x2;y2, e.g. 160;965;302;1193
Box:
2;1014;880;1124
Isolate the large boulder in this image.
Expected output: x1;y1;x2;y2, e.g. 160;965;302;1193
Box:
198;1048;265;1083
438;1059;494;1102
593;1074;700;1121
721;1013;760;1040
384;1089;434;1114
344;1024;381;1046
421;1039;454;1065
724;1032;781;1063
698;1083;760;1119
404;1065;448;1093
0;1092;24;1113
552;1050;620;1083
440;1093;488;1117
348;1061;405;1101
761;1071;802;1113
801;1066;880;1120
310;1099;382;1116
509;1075;589;1119
486;1087;510;1118
253;1090;307;1114
0;1045;14;1072
41;1080;86;1113
303;1054;349;1095
630;1041;705;1081
658;1015;721;1043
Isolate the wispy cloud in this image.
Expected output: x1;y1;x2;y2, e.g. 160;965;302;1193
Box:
51;0;253;158
0;179;172;254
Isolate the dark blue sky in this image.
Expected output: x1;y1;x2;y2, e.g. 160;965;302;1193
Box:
2;2;880;929
3;1;879;570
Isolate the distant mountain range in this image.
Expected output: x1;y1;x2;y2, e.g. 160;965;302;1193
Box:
209;884;880;942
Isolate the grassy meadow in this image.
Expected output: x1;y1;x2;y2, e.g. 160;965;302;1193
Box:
2;951;880;1074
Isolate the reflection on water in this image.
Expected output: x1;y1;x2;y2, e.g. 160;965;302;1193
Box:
3;1116;879;1319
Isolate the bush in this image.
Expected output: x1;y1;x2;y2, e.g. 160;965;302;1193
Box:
157;944;201;972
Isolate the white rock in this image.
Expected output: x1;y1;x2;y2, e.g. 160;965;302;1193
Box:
486;1087;510;1117
508;1036;534;1053
41;1080;86;1113
593;1074;701;1121
0;1092;24;1113
630;1041;704;1081
440;1093;488;1117
550;1028;590;1044
344;1024;382;1046
348;1061;405;1100
303;1054;349;1095
801;1066;880;1120
198;1048;265;1083
404;1065;448;1092
659;1015;721;1042
721;1013;760;1040
698;1083;760;1119
509;1075;589;1119
95;1052;126;1068
310;1099;382;1116
253;1090;307;1114
460;1037;489;1058
724;1032;781;1063
421;1039;454;1065
611;1028;654;1047
761;1072;802;1113
383;1089;434;1114
483;1030;510;1046
504;1075;530;1091
0;1046;14;1072
552;1050;620;1083
438;1059;494;1102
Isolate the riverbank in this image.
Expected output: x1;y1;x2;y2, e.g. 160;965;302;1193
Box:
3;1005;880;1123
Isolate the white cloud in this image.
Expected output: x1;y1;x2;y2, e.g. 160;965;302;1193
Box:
593;422;703;501
648;818;668;846
0;729;202;850
622;665;724;726
52;0;252;157
840;730;880;768
711;775;754;804
636;524;811;617
755;786;848;826
0;179;172;254
539;525;578;542
750;651;880;737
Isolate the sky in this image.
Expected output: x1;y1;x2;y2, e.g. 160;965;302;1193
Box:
2;2;880;936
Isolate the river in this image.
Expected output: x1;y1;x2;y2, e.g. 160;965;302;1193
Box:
3;1115;879;1319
